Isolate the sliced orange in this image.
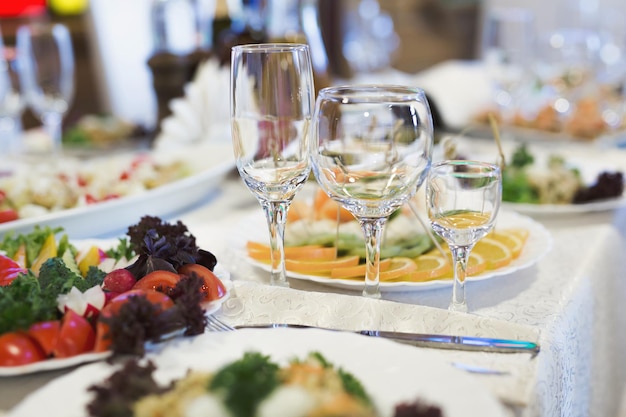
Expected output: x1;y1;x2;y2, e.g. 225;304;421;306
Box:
246;242;337;261
379;257;418;281
286;255;360;274
488;230;525;258
330;258;392;279
400;255;451;282
287;200;313;223
473;237;513;270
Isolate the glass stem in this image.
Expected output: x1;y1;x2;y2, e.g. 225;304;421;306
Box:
358;217;387;299
261;200;290;287
449;244;472;313
42;112;62;154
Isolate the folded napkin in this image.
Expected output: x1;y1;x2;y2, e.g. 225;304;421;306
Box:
411;60;493;130
218;281;540;408
154;58;230;150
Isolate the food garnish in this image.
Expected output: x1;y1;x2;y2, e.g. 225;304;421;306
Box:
86;351;445;417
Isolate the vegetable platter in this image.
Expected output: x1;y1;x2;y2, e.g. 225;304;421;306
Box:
0;216;229;376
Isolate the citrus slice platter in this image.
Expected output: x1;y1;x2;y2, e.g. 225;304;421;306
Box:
233;209;553;293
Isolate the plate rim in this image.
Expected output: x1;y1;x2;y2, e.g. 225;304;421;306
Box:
9;327;506;417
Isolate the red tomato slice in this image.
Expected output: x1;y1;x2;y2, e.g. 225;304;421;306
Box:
54;309;96;358
0;209;18;224
27;320;61;356
178;263;227;302
132;270;181;294
95;289;174;352
0;332;46;366
0;254;27;286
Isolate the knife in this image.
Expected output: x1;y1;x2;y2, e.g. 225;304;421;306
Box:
234;324;540;356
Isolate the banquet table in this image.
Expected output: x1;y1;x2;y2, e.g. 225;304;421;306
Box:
2;144;626;417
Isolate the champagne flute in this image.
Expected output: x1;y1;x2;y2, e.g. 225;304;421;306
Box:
231;43;314;287
0;30;24;156
16;22;74;156
426;160;502;313
310;85;433;299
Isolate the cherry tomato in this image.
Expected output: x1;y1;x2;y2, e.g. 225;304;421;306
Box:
0;209;18;224
95;289;174;352
27;320;60;356
132;270;181;294
178;263;227;302
0;332;46;366
54;309;96;358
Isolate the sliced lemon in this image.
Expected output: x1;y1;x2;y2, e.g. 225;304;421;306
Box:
399;255;451;282
379;257;418;281
438;252;487;279
489;230;525;258
473;237;513;270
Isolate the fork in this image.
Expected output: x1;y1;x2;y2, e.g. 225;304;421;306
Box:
206;315;236;332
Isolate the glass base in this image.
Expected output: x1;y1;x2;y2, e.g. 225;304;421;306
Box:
448;300;468;313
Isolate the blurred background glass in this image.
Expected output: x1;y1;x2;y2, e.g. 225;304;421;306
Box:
0;29;24;156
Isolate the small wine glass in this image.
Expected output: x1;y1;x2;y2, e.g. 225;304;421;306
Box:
426;160;502;313
230;43;314;287
16;22;75;156
0;31;24;156
481;7;535;121
310;85;433;299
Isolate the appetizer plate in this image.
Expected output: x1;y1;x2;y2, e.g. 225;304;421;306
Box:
9;328;506;417
233;209;552;293
0;141;235;239
439;136;626;215
0;265;231;377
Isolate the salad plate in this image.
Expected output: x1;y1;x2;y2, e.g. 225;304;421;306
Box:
439;136;626;216
232;209;552;293
0;264;231;378
8;327;506;417
0;141;235;239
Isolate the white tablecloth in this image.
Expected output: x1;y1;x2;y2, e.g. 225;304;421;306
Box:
2;167;626;417
179;172;626;417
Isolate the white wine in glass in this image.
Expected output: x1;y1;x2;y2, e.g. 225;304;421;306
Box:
426;160;502;312
231;43;314;287
310;85;433;299
16;22;74;156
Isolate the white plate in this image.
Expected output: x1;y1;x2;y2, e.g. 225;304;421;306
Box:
440;136;626;215
0;265;231;377
503;197;626;215
233;209;552;293
8;328;506;417
0;142;234;239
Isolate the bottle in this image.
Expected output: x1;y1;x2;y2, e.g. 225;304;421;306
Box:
147;0;212;130
213;0;267;65
266;0;332;93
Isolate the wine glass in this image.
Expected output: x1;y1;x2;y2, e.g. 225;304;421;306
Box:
481;7;535;121
310;85;433;299
230;43;314;287
0;30;24;156
426;160;501;313
16;22;75;156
